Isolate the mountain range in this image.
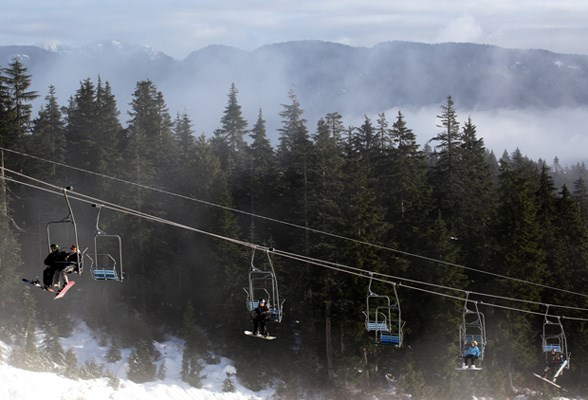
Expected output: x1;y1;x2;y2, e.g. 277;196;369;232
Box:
1;40;588;140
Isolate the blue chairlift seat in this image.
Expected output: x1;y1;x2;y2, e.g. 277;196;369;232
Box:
379;333;401;345
93;267;119;281
543;344;562;352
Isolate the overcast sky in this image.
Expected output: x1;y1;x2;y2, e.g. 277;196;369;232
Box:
2;0;588;59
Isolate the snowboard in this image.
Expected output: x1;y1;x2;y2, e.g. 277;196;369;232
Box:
22;278;56;293
54;281;75;299
533;373;562;388
244;330;276;340
456;365;483;371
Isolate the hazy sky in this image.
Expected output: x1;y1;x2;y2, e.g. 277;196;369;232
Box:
3;0;588;59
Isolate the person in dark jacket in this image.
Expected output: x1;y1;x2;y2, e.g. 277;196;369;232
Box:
252;299;271;337
41;243;67;289
543;348;565;378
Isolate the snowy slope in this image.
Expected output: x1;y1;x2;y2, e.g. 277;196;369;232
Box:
0;322;273;400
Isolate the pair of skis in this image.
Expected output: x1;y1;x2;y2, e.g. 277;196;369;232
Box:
22;278;76;300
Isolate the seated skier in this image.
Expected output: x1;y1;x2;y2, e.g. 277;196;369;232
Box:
462;340;481;369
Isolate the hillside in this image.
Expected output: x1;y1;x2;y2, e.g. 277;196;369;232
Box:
2;40;588;123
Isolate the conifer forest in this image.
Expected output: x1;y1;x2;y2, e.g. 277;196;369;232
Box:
1;58;588;399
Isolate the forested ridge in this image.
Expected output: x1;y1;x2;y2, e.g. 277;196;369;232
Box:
1;58;588;399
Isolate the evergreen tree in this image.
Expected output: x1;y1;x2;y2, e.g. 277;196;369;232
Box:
428;96;464;236
0;58;38;152
62;348;79;379
573;175;588;221
488;151;544;383
455;117;496;269
40;320;66;368
94;78;124;180
276;89;312;251
247;109;278;243
64;78;99;173
0;153;23;333
127;337;161;383
384;111;432;251
550;185;588;297
180;303;207;387
106;338;122;363
27;85;66;177
210;83;250;219
211;82;248;172
120;79;175;319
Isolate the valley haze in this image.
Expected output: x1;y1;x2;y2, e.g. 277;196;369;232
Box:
1;40;587;166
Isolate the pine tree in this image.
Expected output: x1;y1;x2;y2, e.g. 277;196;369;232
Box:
211;83;250;218
384;111;432;251
127;337;161;383
212;83;248;172
573;175;588;221
94;78;124;180
454;117;496;269
428;96;464;236
64;78;99;172
27;85;66;177
0;58;38;152
247;109;278;243
40;320;66;368
180;303;207;388
106;338;122;363
62;348;79;379
0;165;23;333
276;88;312;251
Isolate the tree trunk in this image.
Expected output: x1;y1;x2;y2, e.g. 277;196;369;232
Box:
362;346;370;389
325;301;335;380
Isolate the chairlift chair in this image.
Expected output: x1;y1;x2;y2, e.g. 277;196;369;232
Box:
542;307;570;370
90;204;124;282
459;293;487;361
363;274;404;347
46;187;82;275
243;248;284;322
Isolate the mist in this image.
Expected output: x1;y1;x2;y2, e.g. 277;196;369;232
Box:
401;106;588;166
14;40;588;169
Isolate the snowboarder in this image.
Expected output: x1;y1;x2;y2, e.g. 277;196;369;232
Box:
251;299;271;337
543;348;565;378
38;243;68;290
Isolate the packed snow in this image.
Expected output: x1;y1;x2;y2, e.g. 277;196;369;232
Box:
0;322;581;399
0;322;273;400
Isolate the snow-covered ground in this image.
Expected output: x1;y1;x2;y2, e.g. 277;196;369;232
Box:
0;322;581;400
0;322;273;400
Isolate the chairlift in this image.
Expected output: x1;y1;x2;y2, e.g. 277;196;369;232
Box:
363;274;404;347
458;293;487;361
89;204;124;282
46;187;84;274
542;306;570;370
243;248;284;322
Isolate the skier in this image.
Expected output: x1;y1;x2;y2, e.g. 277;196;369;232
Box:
462;340;481;369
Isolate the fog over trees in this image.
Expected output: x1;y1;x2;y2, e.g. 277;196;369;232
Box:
1;57;588;398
